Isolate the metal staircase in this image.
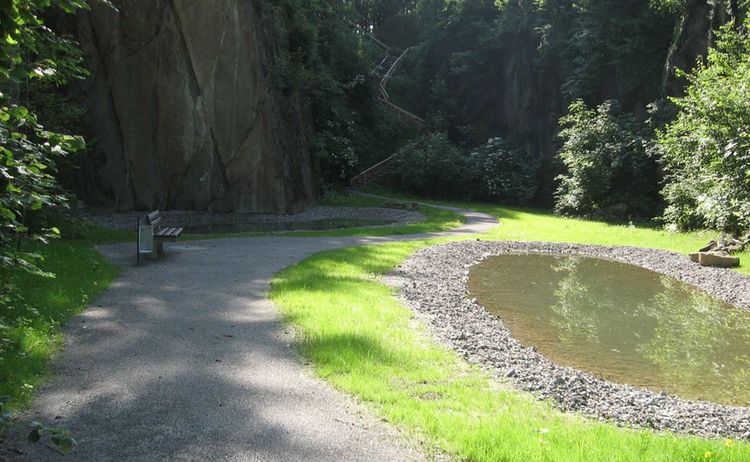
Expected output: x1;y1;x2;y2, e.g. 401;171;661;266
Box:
350;135;427;189
350;30;426;189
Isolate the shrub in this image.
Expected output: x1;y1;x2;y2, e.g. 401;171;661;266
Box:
467;137;537;205
393;133;469;198
554;99;660;220
658;21;750;234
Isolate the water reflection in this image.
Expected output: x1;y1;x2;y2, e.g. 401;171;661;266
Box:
468;254;750;406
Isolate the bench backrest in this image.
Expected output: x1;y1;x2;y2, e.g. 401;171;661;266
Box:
147;211;162;228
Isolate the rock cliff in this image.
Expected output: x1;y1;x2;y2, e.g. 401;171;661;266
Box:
77;0;317;212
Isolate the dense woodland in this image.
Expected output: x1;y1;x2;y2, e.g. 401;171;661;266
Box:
1;1;749;230
271;0;750;232
0;0;748;273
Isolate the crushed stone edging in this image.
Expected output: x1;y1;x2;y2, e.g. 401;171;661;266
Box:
388;240;750;440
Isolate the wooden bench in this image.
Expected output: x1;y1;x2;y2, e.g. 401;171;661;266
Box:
137;211;183;264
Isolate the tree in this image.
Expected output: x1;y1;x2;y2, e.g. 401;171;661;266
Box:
0;1;104;450
658;20;750;233
554;99;660;220
0;0;94;279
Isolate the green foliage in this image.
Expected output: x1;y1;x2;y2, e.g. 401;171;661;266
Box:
387;0;677;146
394;133;469;198
393;133;539;204
28;421;76;454
0;0;95;279
0;0;105;448
467;137;537;205
0;104;83;276
554;99;660;220
0;0;97;85
658;20;750;233
266;0;414;186
560;0;676;103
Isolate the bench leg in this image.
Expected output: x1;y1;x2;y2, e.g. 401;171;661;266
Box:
156;241;164;256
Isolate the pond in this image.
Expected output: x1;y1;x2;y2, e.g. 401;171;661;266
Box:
468;254;750;406
184;218;390;234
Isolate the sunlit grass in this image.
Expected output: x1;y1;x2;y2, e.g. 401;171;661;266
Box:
1;238;118;408
271;242;750;461
363;187;750;275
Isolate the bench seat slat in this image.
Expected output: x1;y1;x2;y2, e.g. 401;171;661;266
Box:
154;227;174;236
137;212;182;264
154;227;183;238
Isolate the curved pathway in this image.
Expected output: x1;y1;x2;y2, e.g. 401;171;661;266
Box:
5;201;497;461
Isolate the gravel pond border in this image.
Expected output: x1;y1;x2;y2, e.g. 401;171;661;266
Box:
388;240;750;440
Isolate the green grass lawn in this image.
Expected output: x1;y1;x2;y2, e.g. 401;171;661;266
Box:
270;190;750;460
4;190;749;461
0;193;461;412
270;241;750;461
360;186;750;275
475;204;750;276
1;238;119;408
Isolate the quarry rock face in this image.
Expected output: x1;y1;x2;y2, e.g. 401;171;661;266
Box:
77;0;317;212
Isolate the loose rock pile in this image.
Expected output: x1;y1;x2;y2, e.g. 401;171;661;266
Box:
701;235;750;254
388;240;750;439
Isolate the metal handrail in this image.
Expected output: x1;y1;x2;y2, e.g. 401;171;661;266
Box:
349;29;427;188
350;135;428;187
378;97;425;125
381;47;411;89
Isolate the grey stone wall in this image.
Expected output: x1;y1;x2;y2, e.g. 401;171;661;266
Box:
77;0;317;212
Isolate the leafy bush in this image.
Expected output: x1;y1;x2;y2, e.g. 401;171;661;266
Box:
554;99;660;220
0;4;90;450
393;133;469;198
658;21;750;233
267;0;416;188
467;137;537;205
393;134;538;203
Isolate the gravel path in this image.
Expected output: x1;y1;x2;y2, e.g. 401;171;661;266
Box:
3;202;498;461
85;206;425;230
389;241;750;440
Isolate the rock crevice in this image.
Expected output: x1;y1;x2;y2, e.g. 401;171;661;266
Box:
77;0;317;212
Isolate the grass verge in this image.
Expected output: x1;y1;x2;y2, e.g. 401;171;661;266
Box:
1;229;120;409
270;242;750;461
180;190;464;239
361;187;750;275
0;193;460;411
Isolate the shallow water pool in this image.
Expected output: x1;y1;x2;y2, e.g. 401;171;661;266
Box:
468;254;750;406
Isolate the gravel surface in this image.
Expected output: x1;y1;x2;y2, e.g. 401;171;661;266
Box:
85;207;425;230
389;240;750;440
2;199;498;461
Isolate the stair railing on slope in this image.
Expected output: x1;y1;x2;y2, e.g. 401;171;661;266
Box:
350;135;428;189
379;47;408;98
377;48;425;126
355;23;424;126
350;28;427;188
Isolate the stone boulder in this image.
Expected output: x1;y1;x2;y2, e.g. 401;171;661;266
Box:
690;251;741;268
76;0;317;212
